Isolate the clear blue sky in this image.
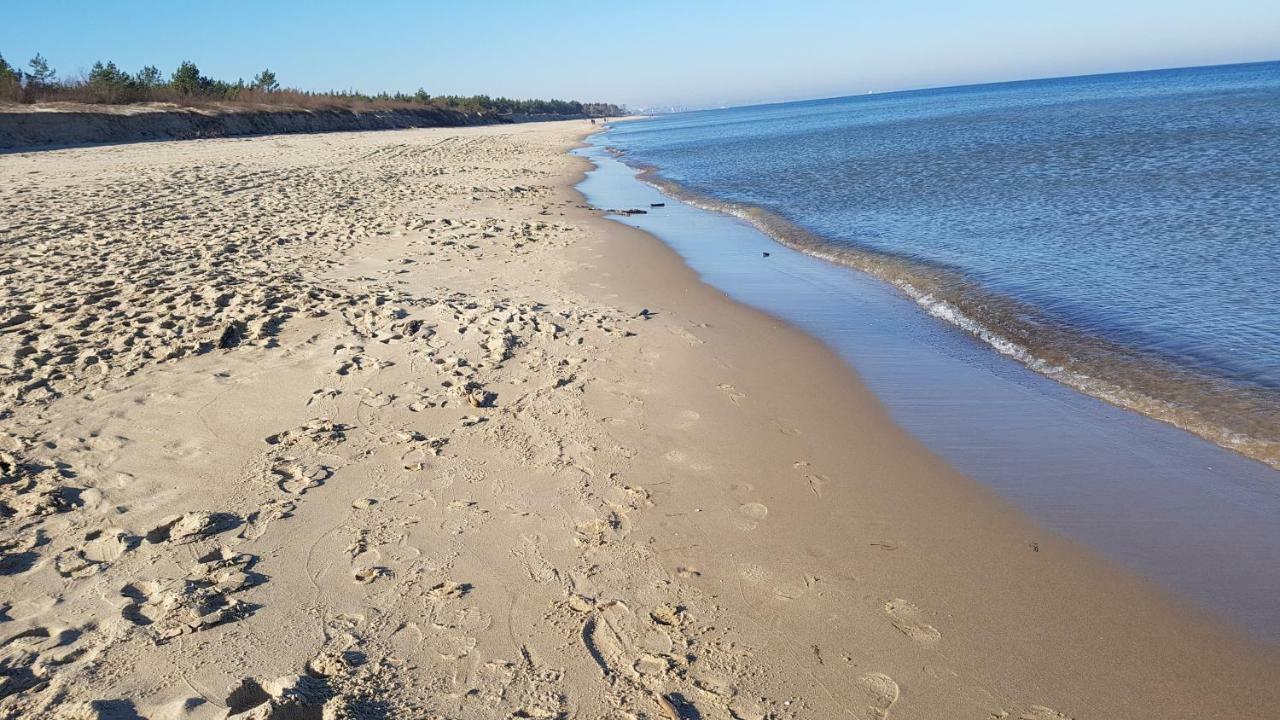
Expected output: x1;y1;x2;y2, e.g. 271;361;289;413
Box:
2;0;1276;108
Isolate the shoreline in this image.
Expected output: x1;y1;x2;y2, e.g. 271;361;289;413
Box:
579;133;1280;643
611;150;1279;470
0;121;1276;718
561;127;1280;714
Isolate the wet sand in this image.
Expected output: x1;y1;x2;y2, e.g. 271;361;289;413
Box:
577;140;1280;645
0;120;1276;718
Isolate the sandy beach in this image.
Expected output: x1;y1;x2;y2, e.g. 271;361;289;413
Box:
2;120;1277;719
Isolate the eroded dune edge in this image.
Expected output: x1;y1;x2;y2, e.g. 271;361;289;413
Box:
0;121;1275;719
0;105;586;152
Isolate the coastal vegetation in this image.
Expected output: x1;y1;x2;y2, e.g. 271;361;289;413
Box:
0;52;622;116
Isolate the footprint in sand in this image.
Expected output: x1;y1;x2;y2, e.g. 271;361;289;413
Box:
225;675;335;718
603;483;651;510
773;418;801;436
264;418;348;449
357;387;395;408
145;511;240;544
669;327;704;346
389;621;425;657
885;598;941;645
575;514;624;546
792;460;830;496
429;631;477;660
716;383;745;405
854;672;900;720
83;527;133;562
353;566;391;584
271;461;331;495
673;409;701;430
54;527;135;578
1020;706;1074;720
738;561;768;585
805;473;830;496
513;534;557;583
581;601;641;680
0;622;95;683
730;499;768;531
426;580;472;601
121;549;261;643
307;387;341;405
350;544;381;568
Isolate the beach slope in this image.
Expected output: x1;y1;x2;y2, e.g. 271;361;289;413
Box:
0;121;1275;719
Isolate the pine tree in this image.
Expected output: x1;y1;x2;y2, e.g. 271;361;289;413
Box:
26;53;56;86
0;52;20;100
250;69;279;92
89;61;132;88
0;53;18;82
135;65;163;88
170;61;204;95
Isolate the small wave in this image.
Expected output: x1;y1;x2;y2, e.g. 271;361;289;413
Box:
619;159;1280;469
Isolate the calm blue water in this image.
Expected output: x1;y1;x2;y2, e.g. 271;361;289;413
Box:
605;62;1280;466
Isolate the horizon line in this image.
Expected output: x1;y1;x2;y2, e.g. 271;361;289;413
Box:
646;56;1279;114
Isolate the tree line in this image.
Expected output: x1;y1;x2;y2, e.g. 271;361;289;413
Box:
0;52;623;117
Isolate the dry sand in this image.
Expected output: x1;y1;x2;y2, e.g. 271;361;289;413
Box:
1;120;1276;719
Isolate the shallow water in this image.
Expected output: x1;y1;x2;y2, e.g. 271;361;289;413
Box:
575;140;1280;643
603;62;1280;467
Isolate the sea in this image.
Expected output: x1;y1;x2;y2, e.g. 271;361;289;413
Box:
602;61;1280;468
580;61;1280;641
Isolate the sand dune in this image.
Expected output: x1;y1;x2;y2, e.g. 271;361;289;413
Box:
1;121;1276;718
0;104;586;152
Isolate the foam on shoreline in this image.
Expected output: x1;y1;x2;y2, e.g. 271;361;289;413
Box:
621;157;1280;469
